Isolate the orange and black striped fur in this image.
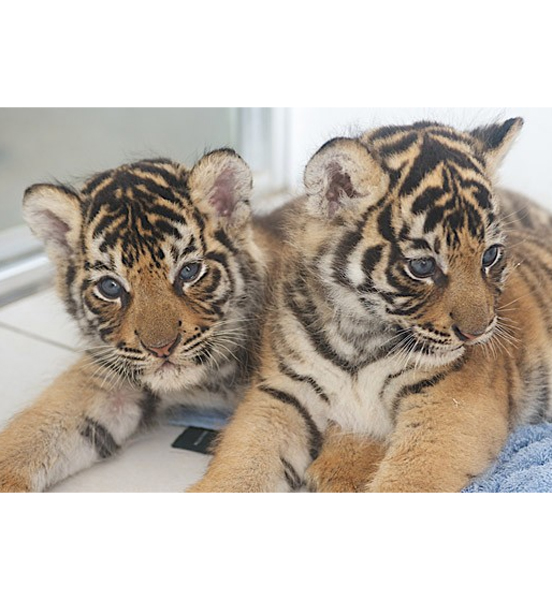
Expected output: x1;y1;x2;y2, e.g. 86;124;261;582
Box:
0;150;277;492
191;118;552;492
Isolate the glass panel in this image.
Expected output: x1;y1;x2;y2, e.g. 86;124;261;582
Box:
0;108;239;233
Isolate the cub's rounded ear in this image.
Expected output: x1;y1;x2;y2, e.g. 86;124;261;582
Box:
188;148;252;228
22;184;82;266
304;137;388;218
469;117;524;174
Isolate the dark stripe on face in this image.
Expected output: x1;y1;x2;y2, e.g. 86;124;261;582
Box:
285;282;357;373
470;182;492;211
146;203;187;225
82;170;113;196
409;239;432;251
205;250;234;295
201;268;222;295
190;207;207;250
132;176;185;206
378;132;418;157
378;204;395;242
130;161;183;189
382;246;419;298
80;417;119;459
214;228;238;255
399;136;484;197
332;228;363;288
412;187;445;215
91;212;122;240
424;205;445;233
258;384;322;460
368;124;420;141
361;245;383;279
64;263;78;317
154;219;182;239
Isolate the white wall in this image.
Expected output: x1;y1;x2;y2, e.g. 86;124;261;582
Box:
285;108;552;209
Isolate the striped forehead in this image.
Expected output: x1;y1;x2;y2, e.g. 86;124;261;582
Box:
404;167;494;242
82;163;197;270
367;125;486;189
366;126;499;248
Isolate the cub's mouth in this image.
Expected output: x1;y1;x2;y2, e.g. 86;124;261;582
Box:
389;328;461;358
453;317;497;347
157;360;179;372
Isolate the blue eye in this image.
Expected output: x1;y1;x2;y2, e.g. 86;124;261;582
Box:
408;257;436;279
482;245;502;268
97;277;123;299
179;262;202;283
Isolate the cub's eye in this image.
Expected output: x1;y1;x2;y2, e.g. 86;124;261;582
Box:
97;277;123;300
407;257;436;279
178;262;202;283
482;245;502;268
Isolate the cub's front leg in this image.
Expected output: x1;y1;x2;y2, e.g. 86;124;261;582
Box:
306;424;387;492
0;357;157;492
368;364;510;493
188;383;324;492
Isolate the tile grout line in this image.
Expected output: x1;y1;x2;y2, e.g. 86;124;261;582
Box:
0;321;77;352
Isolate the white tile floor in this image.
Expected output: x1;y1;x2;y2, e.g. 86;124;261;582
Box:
0;288;210;492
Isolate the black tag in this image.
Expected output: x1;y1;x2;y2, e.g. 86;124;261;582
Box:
172;427;218;455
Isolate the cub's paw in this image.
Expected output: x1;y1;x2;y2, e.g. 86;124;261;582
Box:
305;459;365;493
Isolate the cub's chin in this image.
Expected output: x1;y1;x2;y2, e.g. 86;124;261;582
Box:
141;361;205;394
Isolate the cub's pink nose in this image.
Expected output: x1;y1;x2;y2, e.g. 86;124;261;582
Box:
141;335;180;358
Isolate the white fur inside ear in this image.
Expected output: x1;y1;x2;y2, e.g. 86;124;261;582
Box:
189;150;252;226
304;138;388;218
23;184;82;262
209;167;246;217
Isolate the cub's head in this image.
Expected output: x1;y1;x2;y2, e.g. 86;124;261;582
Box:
23;150;261;392
303;118;523;365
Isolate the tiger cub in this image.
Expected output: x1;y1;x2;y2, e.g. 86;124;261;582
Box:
0;150;276;492
190;117;552;493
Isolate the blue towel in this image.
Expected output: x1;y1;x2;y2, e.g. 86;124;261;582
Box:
462;423;552;493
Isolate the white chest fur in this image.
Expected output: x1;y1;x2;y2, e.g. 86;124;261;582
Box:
320;351;442;440
324;358;398;438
